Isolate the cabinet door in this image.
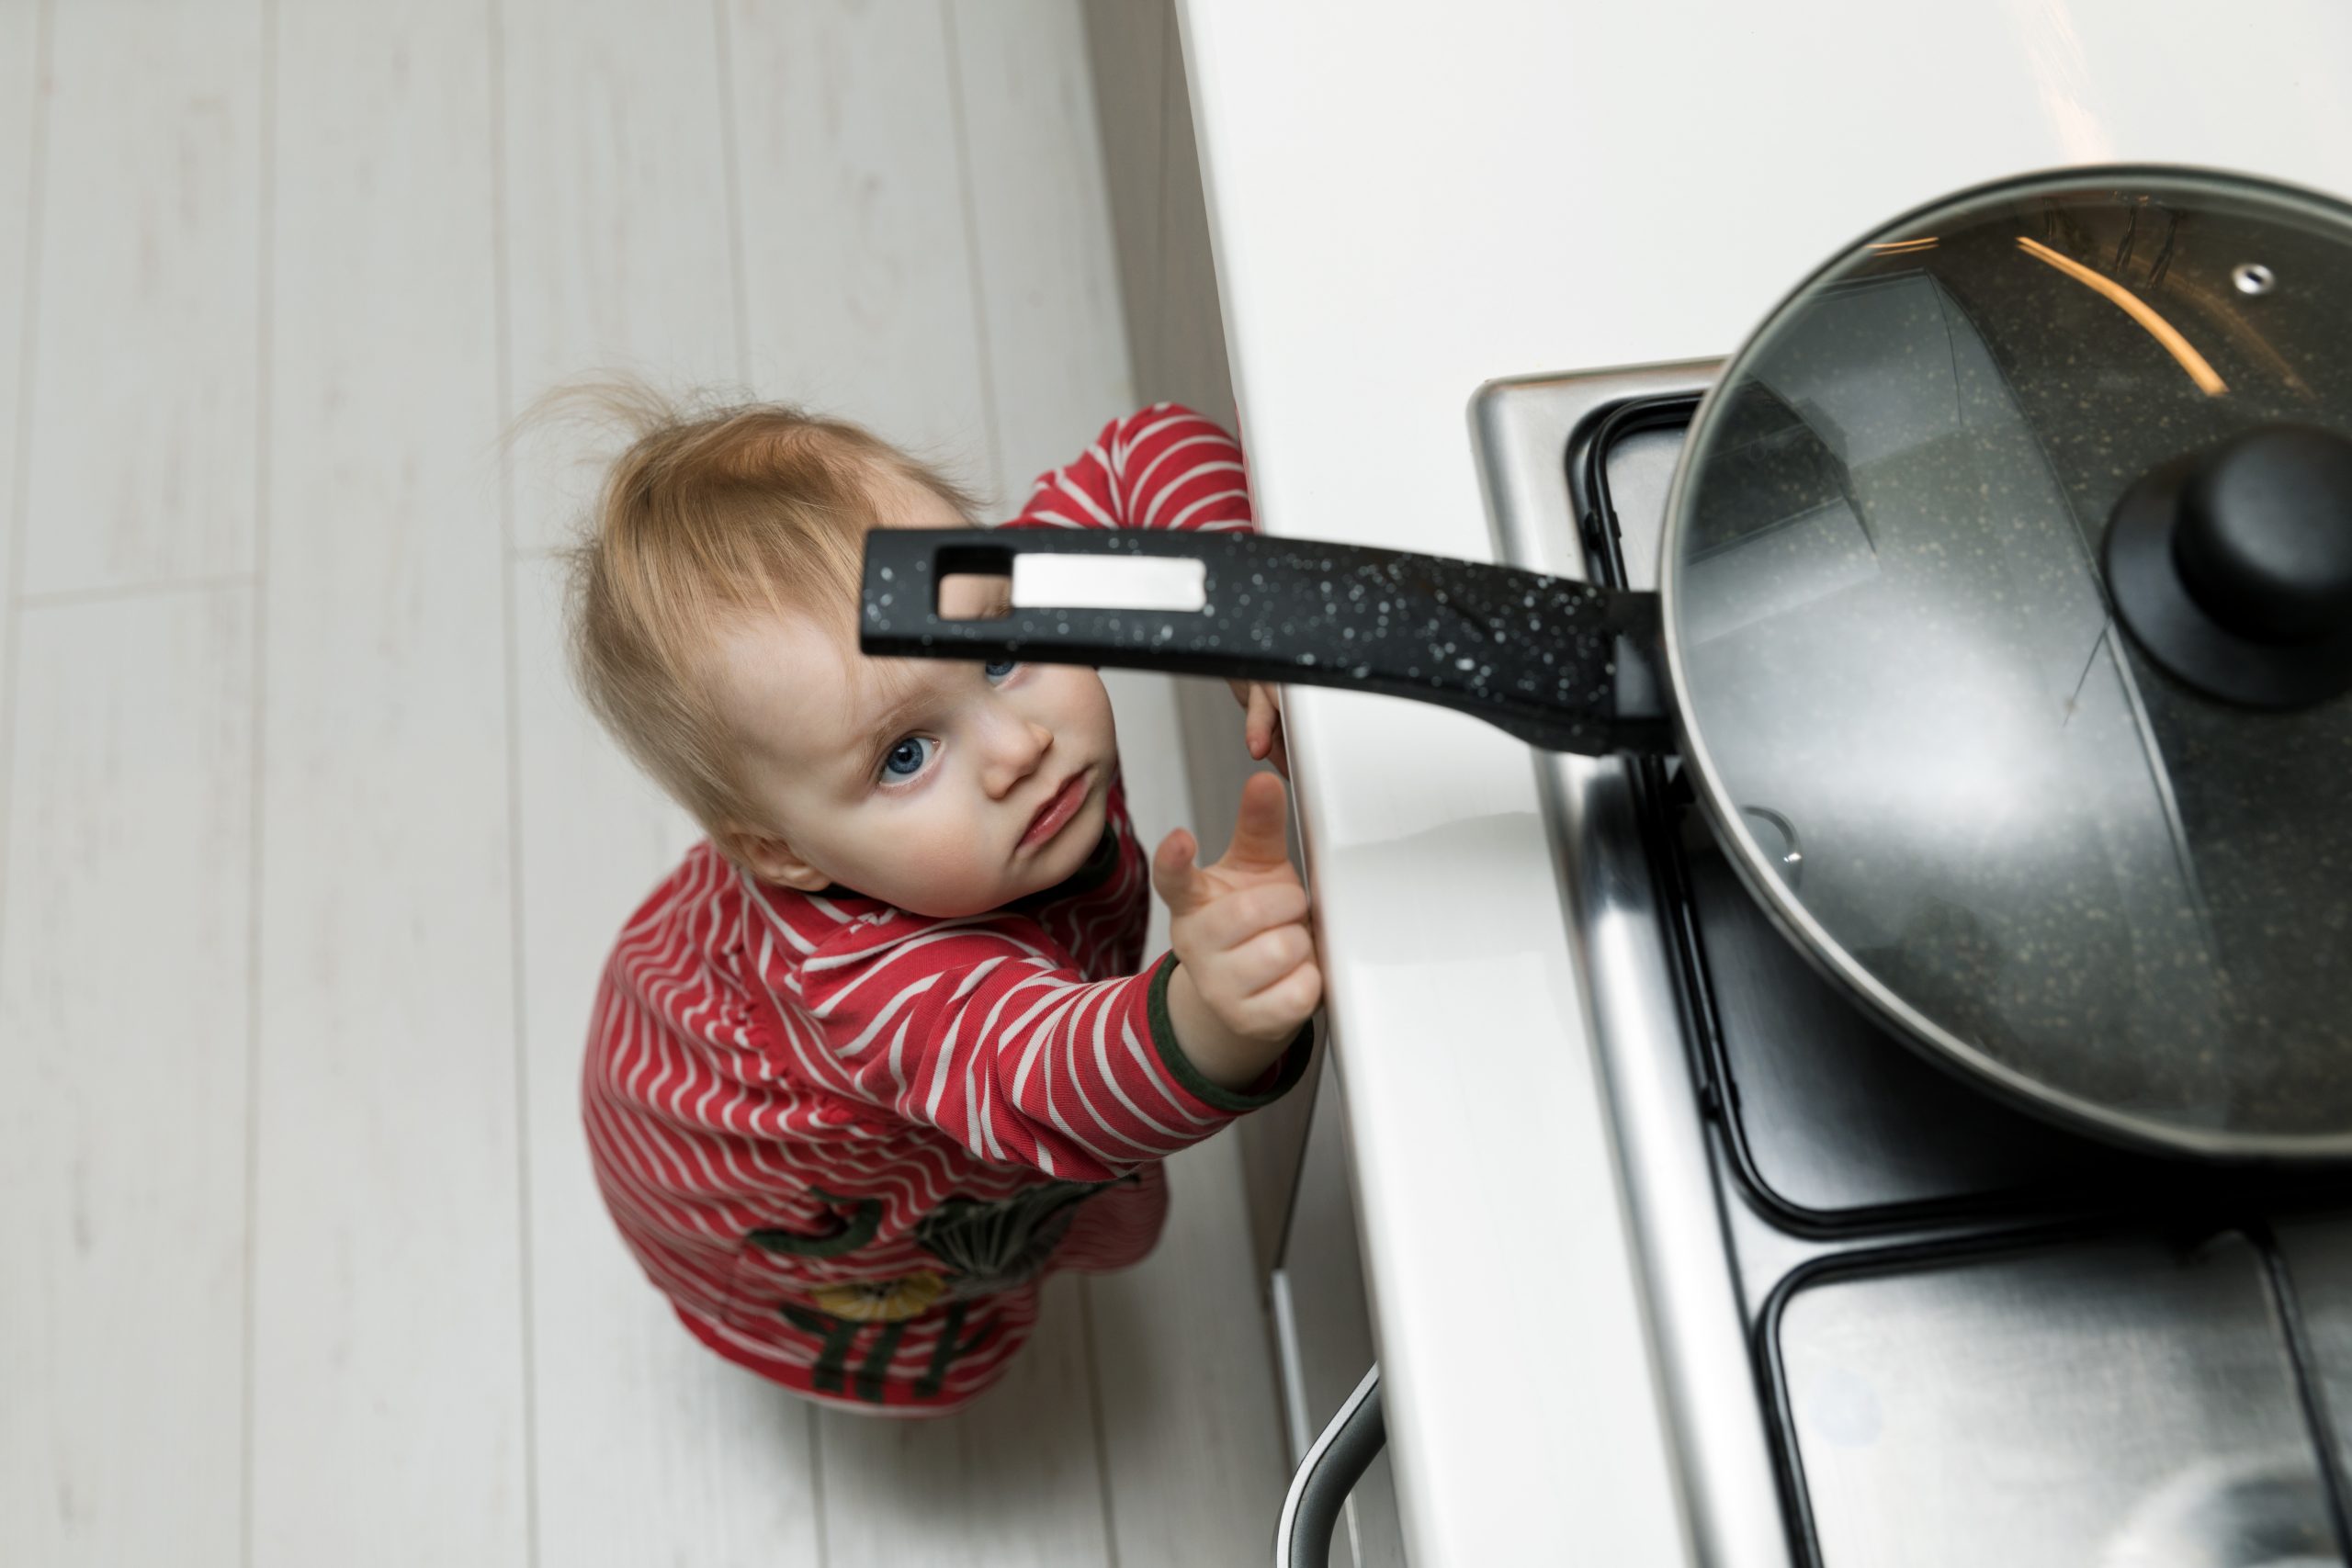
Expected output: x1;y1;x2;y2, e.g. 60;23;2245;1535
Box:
1272;1051;1408;1568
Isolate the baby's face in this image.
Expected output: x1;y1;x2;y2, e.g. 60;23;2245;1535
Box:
709;506;1117;918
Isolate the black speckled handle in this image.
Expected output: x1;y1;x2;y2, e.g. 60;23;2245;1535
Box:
860;529;1670;757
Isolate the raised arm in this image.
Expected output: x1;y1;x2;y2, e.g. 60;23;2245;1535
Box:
1004;403;1291;771
1005;402;1252;536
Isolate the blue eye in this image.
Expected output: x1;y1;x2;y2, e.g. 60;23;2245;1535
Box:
881;735;936;780
984;658;1018;681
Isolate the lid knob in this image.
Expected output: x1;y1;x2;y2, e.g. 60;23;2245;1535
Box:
2105;423;2352;709
2175;426;2352;643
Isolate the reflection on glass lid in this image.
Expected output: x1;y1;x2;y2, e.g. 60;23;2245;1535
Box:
1662;169;2352;1156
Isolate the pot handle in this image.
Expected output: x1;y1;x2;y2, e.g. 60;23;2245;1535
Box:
859;528;1669;757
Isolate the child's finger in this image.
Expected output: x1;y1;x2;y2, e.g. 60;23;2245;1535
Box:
1247;686;1274;757
1151;828;1204;915
1218;772;1292;871
1186;881;1310;953
1237;962;1323;1039
1219;922;1316;996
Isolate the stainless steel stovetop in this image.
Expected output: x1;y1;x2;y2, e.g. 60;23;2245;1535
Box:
1471;364;2352;1568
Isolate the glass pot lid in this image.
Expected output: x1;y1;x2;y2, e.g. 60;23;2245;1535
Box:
1661;167;2352;1157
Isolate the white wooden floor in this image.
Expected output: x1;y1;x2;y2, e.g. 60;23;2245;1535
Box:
0;3;1291;1563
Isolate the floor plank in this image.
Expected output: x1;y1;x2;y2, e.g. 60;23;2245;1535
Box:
19;0;263;596
249;5;527;1563
0;589;254;1568
1085;1138;1291;1568
0;0;40;582
1077;0;1168;402
726;0;998;502
819;1274;1115;1568
511;551;825;1567
945;0;1134;498
1149;9;1238;434
501;0;742;557
0;0;45;739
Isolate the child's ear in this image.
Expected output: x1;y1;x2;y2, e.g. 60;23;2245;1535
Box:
719;828;833;891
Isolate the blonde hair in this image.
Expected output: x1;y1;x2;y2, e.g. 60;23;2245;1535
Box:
546;379;980;841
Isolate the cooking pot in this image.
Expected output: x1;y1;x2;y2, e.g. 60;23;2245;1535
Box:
860;166;2352;1162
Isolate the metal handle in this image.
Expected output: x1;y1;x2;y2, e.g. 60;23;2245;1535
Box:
859;527;1669;756
1276;1364;1385;1568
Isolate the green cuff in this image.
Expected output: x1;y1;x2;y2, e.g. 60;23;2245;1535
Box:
1144;953;1315;1114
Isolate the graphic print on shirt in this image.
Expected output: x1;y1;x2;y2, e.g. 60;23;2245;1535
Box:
779;1294;1002;1403
759;1175;1127;1327
746;1187;882;1259
808;1269;946;1324
915;1176;1134;1297
754;1179;1127;1401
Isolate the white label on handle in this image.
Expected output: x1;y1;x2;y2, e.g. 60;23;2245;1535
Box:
1011;553;1207;613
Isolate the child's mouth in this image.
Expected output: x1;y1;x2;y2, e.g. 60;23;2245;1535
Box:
1021;769;1091;850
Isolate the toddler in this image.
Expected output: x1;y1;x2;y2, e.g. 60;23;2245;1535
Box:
568;393;1319;1413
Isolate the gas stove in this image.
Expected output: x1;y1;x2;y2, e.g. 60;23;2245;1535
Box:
1472;364;2352;1568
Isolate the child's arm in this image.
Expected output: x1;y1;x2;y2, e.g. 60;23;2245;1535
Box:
1005;402;1252;536
1008;403;1292;773
787;784;1315;1180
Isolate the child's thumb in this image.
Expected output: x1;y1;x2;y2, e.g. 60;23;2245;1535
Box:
1151;828;1203;915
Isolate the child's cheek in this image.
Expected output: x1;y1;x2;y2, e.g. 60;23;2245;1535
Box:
882;802;996;914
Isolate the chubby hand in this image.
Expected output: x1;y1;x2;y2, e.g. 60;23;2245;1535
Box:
1225;679;1291;779
1151;773;1322;1089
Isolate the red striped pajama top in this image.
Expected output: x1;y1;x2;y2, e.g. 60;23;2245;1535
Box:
582;405;1309;1414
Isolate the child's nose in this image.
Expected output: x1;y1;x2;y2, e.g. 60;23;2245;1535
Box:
980;716;1054;798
